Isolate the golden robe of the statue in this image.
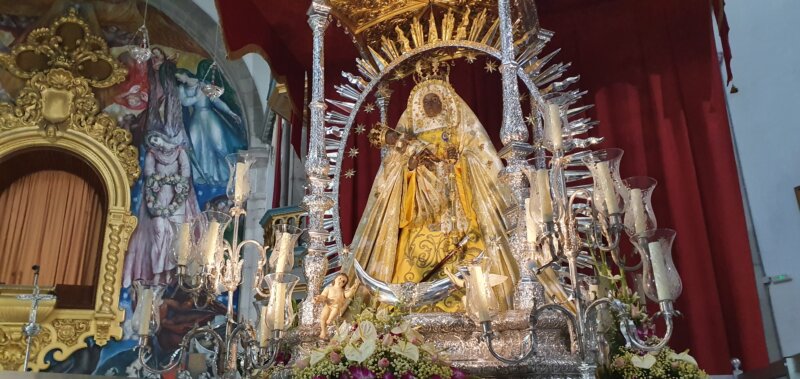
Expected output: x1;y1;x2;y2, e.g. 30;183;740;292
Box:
351;79;519;311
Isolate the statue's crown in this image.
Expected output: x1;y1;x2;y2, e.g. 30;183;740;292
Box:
413;58;451;84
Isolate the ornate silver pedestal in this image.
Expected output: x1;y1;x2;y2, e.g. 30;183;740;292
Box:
286;307;581;378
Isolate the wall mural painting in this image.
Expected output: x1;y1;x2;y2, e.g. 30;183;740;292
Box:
0;2;247;376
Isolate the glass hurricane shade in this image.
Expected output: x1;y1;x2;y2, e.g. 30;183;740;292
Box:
622;176;658;237
195;210;232;267
132;280;165;336
582;148;625;216
542;102;564;152
631;228;682;302
270;224;303;274
262;273;300;333
225;152;256;205
170;219;196;267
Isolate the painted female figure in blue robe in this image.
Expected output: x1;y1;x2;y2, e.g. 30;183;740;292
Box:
175;66;246;185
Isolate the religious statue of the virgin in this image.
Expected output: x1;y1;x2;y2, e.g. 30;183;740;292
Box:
351;70;519;312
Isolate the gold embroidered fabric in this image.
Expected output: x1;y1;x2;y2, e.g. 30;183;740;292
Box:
350;79;519;311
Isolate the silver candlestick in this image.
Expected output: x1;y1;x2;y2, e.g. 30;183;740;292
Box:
17;265;56;372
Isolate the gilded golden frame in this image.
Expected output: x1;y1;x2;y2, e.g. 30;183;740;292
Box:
0;9;138;371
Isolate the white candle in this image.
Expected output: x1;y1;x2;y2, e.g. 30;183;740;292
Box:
274;232;293;274
138;288;154;335
647;241;672;301
258;305;271;347
204;221;220;265
595;162;620;214
469;265;491;322
630;189;647;233
234;162;249;201
536;169;554;222
545;103;563;150
524;198;537;244
270;283;288;330
176;222;192;266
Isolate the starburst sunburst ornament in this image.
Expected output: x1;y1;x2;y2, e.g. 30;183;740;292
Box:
348;147;359;158
464;52;477;64
377;83;392;98
355;124;366;134
344;169;356;178
484;60;498;73
525;115;536;126
364;103;376;113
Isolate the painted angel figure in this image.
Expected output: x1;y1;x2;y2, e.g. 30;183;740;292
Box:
314;273;360;339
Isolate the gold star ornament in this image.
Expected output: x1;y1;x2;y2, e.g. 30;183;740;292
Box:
344;169;356;178
484;60;498;73
364;103;376;113
355;124;366;134
348;147;359;158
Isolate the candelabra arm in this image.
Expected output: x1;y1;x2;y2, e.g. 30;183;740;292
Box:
594;214;623;252
614;299;676;352
608;247;643;272
250;340;281;371
176;266;206;293
138;324;226;375
481;321;536;365
137;337;184;374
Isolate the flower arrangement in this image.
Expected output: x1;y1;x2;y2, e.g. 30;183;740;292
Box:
599;346;709;379
294;308;467;379
145;174;190;217
590;250;708;379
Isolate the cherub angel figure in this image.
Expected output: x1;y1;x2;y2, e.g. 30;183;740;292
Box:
314;273;360;339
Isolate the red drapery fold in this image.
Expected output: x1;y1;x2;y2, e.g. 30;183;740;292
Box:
535;0;766;372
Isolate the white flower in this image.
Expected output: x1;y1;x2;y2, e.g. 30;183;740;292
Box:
390;340;420;362
669;350;699;366
631;354;656;369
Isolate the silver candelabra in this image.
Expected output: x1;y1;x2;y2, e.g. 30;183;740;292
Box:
473;99;683;378
134;151;300;378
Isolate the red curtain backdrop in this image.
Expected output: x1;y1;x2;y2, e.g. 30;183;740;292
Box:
218;0;768;373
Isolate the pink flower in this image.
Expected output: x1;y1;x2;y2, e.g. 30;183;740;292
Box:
381;373;395;379
378;357;390;368
451;367;468;379
348;366;377;379
613;357;627;368
400;372;416;379
330;351;342;364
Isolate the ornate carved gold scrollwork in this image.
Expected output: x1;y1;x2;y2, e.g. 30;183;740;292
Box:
0;8;126;88
0;9;139;372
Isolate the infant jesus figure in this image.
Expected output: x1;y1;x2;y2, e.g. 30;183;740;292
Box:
314;272;360;339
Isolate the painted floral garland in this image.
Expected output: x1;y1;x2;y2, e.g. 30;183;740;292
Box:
145;174;190;217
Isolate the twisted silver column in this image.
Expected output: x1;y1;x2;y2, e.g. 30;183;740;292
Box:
300;0;333;327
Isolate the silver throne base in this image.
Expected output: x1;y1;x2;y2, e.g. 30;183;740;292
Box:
287;308;581;378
